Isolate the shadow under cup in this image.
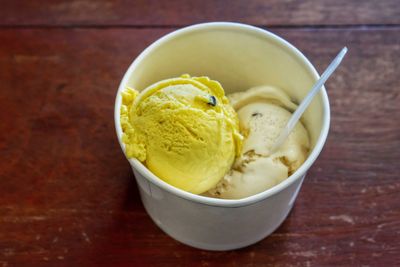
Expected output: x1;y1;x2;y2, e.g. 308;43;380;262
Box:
115;22;330;251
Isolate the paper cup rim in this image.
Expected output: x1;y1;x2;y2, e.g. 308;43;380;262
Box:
114;22;330;208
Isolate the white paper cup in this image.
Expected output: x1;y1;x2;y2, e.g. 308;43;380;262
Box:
114;22;330;251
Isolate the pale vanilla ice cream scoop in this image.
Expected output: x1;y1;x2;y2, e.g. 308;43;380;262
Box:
120;75;242;194
207;86;310;199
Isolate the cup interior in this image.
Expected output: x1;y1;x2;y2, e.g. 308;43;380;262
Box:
115;22;330;205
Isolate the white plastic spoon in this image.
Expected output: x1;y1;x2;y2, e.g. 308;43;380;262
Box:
271;47;348;152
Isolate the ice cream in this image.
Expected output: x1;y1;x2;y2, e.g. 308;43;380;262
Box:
207;86;310;199
120;75;242;194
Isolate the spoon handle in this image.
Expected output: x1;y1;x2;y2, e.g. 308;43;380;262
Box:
271;47;348;152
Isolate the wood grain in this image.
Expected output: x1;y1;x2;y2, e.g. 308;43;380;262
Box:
0;27;399;266
0;0;399;27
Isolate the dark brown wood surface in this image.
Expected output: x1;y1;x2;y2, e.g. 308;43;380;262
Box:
1;0;399;26
1;1;399;266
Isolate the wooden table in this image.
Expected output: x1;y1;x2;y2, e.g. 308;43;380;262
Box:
1;1;399;266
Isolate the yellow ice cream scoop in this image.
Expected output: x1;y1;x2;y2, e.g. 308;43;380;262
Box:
120;75;242;194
